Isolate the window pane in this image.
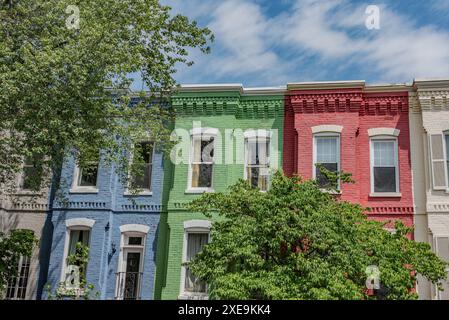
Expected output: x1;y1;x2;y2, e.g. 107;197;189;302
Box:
5;256;30;300
316;137;338;163
78;165;98;187
247;167;269;191
373;141;395;167
131;142;153;190
20;156;42;190
374;167;396;192
316;163;338;188
128;237;142;246
191;164;213;188
247;139;269;166
200;137;214;162
185;233;208;293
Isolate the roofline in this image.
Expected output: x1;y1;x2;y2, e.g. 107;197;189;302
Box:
287;80;365;90
413;78;449;90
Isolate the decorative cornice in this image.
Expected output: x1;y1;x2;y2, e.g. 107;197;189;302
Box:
287;81;365;90
368;206;414;214
54;201;108;210
8;202;50;212
427;203;449;213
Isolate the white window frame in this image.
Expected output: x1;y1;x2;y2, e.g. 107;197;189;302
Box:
443;131;449;190
186;128;218;193
60;219;95;283
369;135;401;197
115;224;149;300
179;220;211;300
124;142;155;196
312;132;341;190
5;254;31;300
244;130;272;192
70;155;100;194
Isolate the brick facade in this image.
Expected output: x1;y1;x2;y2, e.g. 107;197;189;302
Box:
284;82;414;229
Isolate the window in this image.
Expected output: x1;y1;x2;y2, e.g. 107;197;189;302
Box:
189;134;215;189
73;152;100;190
313;134;340;189
445;134;449;185
245;136;270;191
129;142;154;192
20;155;42;190
370;138;399;193
5;255;31;300
116;233;146;300
64;229;90;284
184;233;209;293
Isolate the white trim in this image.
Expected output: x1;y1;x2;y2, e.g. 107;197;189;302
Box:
119;224;150;234
189;127;219;137
368;128;400;137
243;129;272;139
369;137;400;194
66;218;95;229
287;80;365;90
311;125;343;134
184;220;212;231
370;192;402;198
443;132;449;190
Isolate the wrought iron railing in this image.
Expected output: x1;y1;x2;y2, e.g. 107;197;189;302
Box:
115;272;143;300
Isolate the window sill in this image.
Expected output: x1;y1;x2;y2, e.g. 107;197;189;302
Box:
185;188;214;194
124;191;153;197
178;293;209;300
70;187;99;194
319;188;341;195
369;192;402;198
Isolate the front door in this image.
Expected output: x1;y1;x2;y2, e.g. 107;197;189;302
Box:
123;251;141;300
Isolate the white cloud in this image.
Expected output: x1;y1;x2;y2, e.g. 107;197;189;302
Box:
162;0;449;85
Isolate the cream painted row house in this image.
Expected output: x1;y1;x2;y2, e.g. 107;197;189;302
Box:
410;79;449;300
0;164;53;300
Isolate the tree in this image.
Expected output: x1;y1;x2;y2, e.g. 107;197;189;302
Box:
0;229;37;292
0;0;213;192
187;171;449;300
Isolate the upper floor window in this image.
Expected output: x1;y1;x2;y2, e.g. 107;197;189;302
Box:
188;130;216;191
72;152;100;192
370;137;399;194
313;134;340;189
129;142;154;193
245;132;270;191
20;155;42;190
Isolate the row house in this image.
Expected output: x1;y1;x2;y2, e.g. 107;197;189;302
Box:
155;85;284;299
0;165;54;300
283;81;414;230
45;97;165;300
409;79;449;300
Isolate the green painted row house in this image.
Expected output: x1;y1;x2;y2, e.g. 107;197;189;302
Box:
154;84;284;299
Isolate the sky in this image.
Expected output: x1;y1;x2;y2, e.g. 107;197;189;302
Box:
134;0;449;89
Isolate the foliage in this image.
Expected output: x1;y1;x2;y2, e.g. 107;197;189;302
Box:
187;171;449;300
0;229;37;291
0;0;212;193
44;242;99;300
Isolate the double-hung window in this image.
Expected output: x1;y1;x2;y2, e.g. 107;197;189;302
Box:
370;137;399;194
129;142;154;193
245;135;270;191
313;134;340;189
5;255;31;300
64;229;91;286
20;155;43;190
184;233;209;294
72;152;100;192
189;132;215;190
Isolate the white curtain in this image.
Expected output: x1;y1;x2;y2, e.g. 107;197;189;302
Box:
316;137;337;163
185;233;209;292
373;140;395;167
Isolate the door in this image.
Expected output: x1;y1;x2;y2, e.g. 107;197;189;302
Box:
122;251;141;300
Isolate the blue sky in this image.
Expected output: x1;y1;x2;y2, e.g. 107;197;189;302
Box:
135;0;449;89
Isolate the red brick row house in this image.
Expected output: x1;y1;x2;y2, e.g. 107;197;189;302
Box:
283;81;414;229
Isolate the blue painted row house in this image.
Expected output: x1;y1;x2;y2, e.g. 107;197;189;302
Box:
45;114;165;299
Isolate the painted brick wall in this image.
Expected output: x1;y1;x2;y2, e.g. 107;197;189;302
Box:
45;148;164;300
156;91;284;300
284;89;414;229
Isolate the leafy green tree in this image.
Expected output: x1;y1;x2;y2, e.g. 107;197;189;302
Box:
0;0;212;192
187;171;449;300
0;230;37;292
